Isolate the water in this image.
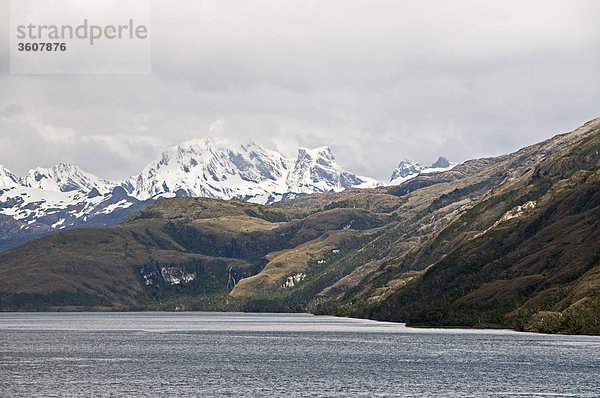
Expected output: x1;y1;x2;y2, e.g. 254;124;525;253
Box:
0;313;599;397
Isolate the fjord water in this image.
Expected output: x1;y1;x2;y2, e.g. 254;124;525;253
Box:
0;313;598;397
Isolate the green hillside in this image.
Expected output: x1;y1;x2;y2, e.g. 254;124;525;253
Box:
1;118;599;334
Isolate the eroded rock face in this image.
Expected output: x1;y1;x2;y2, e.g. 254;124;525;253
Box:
282;273;306;288
139;265;196;286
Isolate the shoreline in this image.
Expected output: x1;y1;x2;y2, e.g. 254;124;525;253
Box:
1;309;599;336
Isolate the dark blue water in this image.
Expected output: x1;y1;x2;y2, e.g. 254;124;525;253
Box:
0;312;598;397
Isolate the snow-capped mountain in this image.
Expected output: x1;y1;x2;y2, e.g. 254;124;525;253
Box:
0;162;138;240
124;138;378;204
23;163;116;194
390;159;428;183
0;163;151;251
286;147;377;195
0;136;449;251
0;139;379;250
124;138;289;201
0;183;153;251
0;165;21;188
388;156;454;185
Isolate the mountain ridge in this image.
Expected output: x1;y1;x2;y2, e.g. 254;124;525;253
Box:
23;163;117;194
123;138;379;203
0;138;446;251
1;118;598;335
388;156;454;185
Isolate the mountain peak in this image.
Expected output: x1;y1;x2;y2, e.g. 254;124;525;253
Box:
0;165;21;188
389;156;453;185
287;145;374;194
126;139;372;203
178;136;230;151
23;163;115;193
390;159;426;182
297;146;334;160
129;138;290;201
432;156;450;168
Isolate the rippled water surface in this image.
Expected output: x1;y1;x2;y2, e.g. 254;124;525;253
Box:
1;312;599;397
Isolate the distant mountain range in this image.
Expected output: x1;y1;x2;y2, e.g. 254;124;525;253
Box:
2;118;599;335
0;167;153;251
389;156;453;185
121;138;381;202
0;138;451;250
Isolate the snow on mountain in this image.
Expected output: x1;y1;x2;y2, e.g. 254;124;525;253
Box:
388;156;454;186
23;163;116;194
0;164;147;251
0;163;134;237
0;165;21;188
0;185;147;227
0;184;152;251
0;138;381;250
286;147;378;194
1;139;449;251
125;138;378;204
125;138;289;202
389;159;427;184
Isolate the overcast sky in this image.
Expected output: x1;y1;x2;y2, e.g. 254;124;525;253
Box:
1;0;599;182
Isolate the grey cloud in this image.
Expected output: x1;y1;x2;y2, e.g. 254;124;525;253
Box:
0;104;23;116
1;0;599;182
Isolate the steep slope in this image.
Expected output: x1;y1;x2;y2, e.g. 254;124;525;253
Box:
0;163;149;251
331;118;600;334
0;214;53;252
255;118;600;332
0;165;20;188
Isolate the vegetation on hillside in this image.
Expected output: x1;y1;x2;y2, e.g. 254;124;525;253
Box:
1;118;599;334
